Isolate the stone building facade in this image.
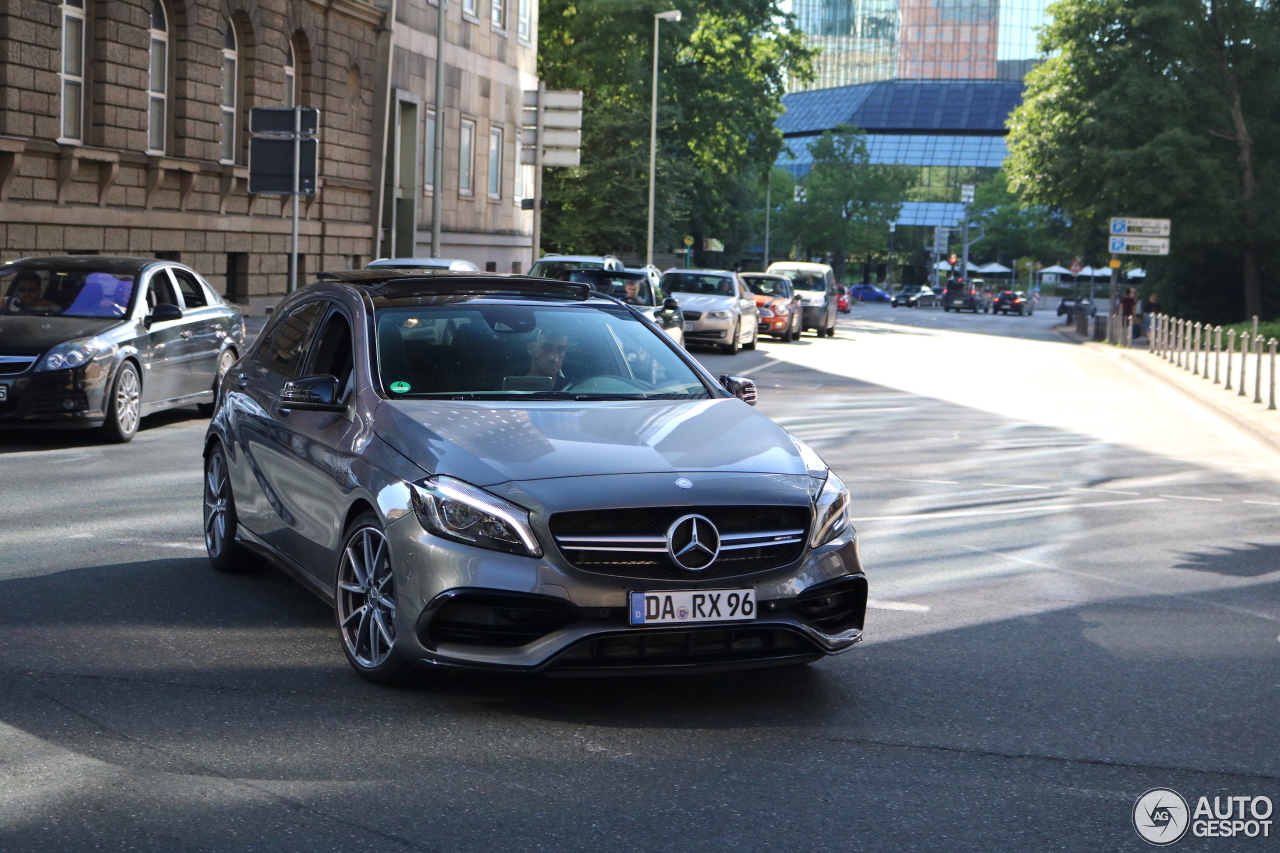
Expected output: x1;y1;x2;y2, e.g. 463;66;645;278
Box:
0;0;540;313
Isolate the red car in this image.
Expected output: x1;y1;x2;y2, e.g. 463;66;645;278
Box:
836;286;851;313
741;273;803;342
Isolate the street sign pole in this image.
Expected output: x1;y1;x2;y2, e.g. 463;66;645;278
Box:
763;179;771;269
290;105;300;293
531;82;545;270
431;0;446;258
960;184;974;287
1109;253;1119;320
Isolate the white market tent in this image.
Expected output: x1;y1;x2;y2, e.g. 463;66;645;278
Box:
978;262;1012;274
1128;268;1147;278
933;260;983;272
1040;264;1072;275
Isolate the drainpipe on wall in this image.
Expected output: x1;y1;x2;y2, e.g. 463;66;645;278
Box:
369;0;398;261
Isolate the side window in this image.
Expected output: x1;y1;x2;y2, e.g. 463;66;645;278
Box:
308;311;355;399
255;300;325;377
171;269;209;309
146;270;179;312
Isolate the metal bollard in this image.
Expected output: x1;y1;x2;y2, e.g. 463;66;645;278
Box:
1193;322;1201;373
1226;329;1236;389
1214;326;1222;383
1175;319;1183;367
1239;332;1250;396
1269;338;1277;411
1255;333;1264;404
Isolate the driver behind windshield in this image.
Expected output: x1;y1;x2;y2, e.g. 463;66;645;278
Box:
525;325;571;390
6;271;59;313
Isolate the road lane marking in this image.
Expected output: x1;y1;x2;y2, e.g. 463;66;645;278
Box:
736;359;778;377
867;600;930;612
1159;494;1224;502
894;478;960;485
980;483;1052;490
1068;487;1142;496
1242;500;1280;507
851;497;1165;521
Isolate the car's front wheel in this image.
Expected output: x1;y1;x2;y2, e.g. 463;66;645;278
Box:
101;361;141;443
198;349;236;418
204;444;263;574
722;321;741;355
336;513;413;686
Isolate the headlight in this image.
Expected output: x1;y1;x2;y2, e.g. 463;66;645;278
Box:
410;475;542;557
37;337;110;371
773;302;790;315
706;310;731;320
811;471;850;548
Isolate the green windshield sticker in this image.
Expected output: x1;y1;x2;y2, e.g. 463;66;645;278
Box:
389;381;411;394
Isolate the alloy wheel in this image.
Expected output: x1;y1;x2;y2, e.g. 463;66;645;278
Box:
204;449;230;559
336;526;398;669
114;366;141;436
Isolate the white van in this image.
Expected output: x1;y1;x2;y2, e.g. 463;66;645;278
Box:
766;262;838;337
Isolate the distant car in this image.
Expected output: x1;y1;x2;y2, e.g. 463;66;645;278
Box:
626;265;663;295
367;258;481;272
848;284;890;304
564;268;684;347
1058;295;1097;317
766;262;838;337
529;255;625;278
742;273;802;342
943;279;990;313
994;290;1034;315
660;269;759;354
891;285;936;308
0;256;245;442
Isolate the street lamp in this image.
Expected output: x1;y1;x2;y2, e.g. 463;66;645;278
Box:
647;9;682;268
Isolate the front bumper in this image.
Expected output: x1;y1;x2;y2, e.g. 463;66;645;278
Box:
384;508;866;675
757;311;792;334
682;314;736;343
800;305;827;327
0;364;109;428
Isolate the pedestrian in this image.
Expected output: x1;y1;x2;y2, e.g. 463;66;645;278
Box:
1145;291;1161;339
1119;288;1138;340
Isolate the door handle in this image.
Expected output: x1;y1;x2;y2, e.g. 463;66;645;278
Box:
235;373;248;388
180;330;193;339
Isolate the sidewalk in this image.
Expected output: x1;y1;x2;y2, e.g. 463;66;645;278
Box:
1057;323;1280;454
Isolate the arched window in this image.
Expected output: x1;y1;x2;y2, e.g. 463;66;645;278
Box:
283;41;295;108
61;0;86;142
220;19;238;162
147;0;169;154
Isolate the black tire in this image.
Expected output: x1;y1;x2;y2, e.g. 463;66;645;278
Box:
101;361;141;443
335;512;414;686
197;349;236;418
780;319;794;343
825;318;836;337
722;322;741;355
744;323;757;350
203;443;264;574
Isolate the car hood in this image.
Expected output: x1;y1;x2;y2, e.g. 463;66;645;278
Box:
0;315;121;355
373;397;806;486
795;291;827;306
669;293;737;312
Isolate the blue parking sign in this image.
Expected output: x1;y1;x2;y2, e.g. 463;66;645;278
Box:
1110;237;1126;252
1111;219;1127;234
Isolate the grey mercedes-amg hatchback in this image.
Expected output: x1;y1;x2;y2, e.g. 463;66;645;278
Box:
203;271;866;683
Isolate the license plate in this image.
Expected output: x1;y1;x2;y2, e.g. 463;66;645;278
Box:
0;385;7;402
629;589;756;626
683;321;695;332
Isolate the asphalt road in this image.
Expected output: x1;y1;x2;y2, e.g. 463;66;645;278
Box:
1;302;1278;851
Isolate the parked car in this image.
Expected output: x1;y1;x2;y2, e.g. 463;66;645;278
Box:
994;290;1035;315
1058;295;1097;317
202;271;867;683
942;279;991;313
766;262;838;337
564;268;684;347
660;270;759;354
367;258;480;272
742;273;802;342
848;284;891;304
0;256;244;442
891;285;936;308
528;255;625;278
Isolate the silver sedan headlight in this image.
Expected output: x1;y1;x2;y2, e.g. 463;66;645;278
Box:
706;310;731;320
811;471;850;547
410;475;542;557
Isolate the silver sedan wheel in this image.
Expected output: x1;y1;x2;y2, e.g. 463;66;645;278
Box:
114;366;141;435
336;526;397;669
204;450;229;558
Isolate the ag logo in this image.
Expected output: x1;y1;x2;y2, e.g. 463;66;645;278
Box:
1133;788;1190;846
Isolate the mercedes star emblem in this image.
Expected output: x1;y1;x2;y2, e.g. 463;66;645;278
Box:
666;514;721;571
675;478;693;489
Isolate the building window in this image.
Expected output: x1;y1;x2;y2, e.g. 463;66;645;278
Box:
423;109;436;192
491;0;506;29
147;0;169;154
517;0;532;43
516;163;533;207
462;0;478;18
487;127;503;199
221;19;238;163
61;0;86;142
284;41;296;107
459;119;475;195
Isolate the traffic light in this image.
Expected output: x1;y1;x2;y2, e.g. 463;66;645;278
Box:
949;254;957;265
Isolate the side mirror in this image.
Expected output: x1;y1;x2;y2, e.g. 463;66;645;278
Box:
279;375;346;412
147;303;183;327
718;374;758;406
662;297;680;313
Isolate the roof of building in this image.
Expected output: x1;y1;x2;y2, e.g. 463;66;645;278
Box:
778;79;1026;138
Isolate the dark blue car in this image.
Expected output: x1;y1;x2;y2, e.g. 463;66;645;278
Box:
849;284;891;303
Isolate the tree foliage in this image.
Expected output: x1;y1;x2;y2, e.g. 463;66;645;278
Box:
1006;0;1280;321
971;170;1073;264
536;0;813;260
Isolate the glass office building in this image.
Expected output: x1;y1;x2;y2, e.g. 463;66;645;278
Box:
791;0;1047;90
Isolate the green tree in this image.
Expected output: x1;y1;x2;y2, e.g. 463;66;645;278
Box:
971;169;1072;265
772;128;910;277
536;0;814;261
1006;0;1280;321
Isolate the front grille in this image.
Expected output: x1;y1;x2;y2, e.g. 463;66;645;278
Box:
424;592;580;648
551;505;810;581
549;626;820;672
681;311;702;321
0;355;37;376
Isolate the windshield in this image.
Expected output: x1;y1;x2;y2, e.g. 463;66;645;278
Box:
1;266;136;318
564;270;656;306
375;303;710;400
660;272;737;297
529;260;604;278
741;276;790;298
769;268;827;293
